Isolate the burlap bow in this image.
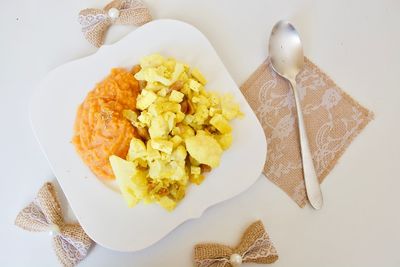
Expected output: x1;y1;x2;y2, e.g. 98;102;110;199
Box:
78;0;152;47
194;221;278;267
15;182;92;267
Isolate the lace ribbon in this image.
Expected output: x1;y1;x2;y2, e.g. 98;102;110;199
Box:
15;183;93;267
194;221;278;267
78;0;152;47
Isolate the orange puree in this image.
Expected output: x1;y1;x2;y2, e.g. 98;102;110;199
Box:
73;68;140;179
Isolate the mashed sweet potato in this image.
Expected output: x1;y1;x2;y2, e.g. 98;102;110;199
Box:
73;68;140;179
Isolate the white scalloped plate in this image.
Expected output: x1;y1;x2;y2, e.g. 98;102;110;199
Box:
30;19;267;252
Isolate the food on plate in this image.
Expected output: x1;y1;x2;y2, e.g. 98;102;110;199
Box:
72;68;140;179
73;53;242;211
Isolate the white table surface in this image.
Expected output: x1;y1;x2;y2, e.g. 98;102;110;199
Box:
1;0;399;266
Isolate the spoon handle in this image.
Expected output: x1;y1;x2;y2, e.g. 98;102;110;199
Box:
289;79;323;209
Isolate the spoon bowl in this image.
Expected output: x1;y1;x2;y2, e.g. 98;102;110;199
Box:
268;20;304;83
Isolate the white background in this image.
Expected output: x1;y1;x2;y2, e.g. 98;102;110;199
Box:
1;0;399;266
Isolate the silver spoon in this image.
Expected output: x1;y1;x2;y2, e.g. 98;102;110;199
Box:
268;20;323;209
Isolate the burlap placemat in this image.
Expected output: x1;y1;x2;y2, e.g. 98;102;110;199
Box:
240;58;373;207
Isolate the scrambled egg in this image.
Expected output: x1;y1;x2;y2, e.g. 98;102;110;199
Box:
109;54;242;211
